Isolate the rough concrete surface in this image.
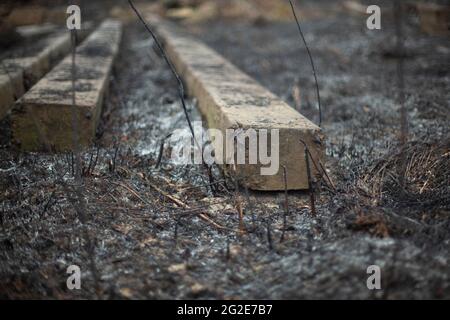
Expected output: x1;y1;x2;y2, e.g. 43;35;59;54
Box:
148;15;325;190
0;25;94;120
11;20;122;152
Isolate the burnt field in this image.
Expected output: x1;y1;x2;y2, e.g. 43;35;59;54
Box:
0;0;449;299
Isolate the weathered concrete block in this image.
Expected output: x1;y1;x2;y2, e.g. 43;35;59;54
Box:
12;20;122;152
5;32;73;87
0;29;93;119
146;15;325;190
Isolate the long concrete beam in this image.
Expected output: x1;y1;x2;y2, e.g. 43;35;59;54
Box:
145;14;325;190
11;20;122;152
0;26;93;120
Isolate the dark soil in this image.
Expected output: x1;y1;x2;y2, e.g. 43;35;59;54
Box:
0;0;449;299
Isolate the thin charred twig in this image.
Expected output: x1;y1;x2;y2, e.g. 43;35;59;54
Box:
300;140;316;216
85;152;94;176
128;0;215;190
70;31;82;179
83;150;94;177
244;185;256;232
267;219;273;250
280;166;289;243
148;181;187;208
198;212;232;231
70;29;100;297
318;160;336;191
218;165;231;191
91;146;100;175
68;152;75;176
207;165;218;194
155;134;172;168
226;237;231;261
174;216;179;245
155;141;165;168
128;0;195;141
84;147;99;176
145;178;233;231
289;0;322;127
304;146;335;193
234;175;245;235
111;181;152;206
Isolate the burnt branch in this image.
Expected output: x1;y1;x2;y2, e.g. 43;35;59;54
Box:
289;0;322;127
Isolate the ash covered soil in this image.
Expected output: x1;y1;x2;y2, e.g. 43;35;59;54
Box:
0;0;449;299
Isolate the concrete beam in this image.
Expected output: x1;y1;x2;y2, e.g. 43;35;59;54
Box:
0;26;92;120
11;20;122;152
145;15;325;190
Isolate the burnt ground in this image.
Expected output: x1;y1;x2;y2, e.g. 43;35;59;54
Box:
0;0;449;299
